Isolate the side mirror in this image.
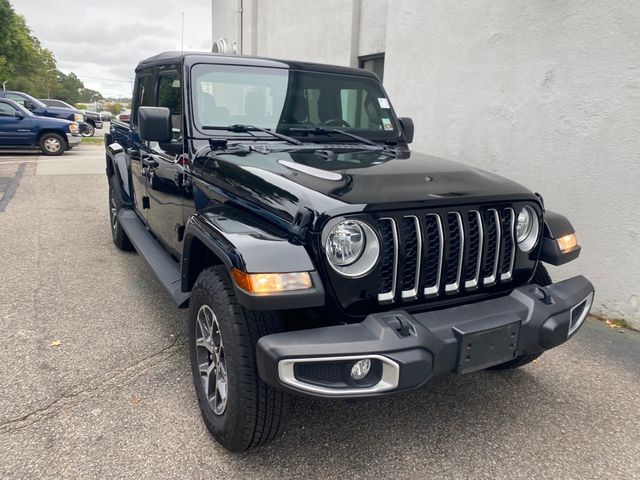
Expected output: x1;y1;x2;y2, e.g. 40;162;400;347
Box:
138;106;172;142
25;102;36;111
398;117;414;144
15;111;25;119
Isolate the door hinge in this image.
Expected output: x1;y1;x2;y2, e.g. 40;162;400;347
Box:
142;196;150;209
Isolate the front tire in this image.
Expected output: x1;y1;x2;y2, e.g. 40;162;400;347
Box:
489;264;552;370
188;266;289;452
39;133;65;156
82;123;95;137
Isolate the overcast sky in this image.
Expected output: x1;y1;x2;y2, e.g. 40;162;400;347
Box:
11;0;212;98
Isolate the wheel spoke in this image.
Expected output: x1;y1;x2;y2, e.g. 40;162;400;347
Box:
194;304;228;416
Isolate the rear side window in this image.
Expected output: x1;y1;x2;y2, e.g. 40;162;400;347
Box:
157;72;182;137
6;93;26;107
133;74;155;126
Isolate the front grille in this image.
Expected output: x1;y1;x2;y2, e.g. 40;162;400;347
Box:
377;207;516;304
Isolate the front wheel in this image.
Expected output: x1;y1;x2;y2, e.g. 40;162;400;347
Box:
188;266;289;452
39;133;65;156
82;123;95;137
489;264;552;370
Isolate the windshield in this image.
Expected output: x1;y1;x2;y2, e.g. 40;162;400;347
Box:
191;64;400;142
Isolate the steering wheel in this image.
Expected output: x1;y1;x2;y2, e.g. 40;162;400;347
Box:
321;118;351;128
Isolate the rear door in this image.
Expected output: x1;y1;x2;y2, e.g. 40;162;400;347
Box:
129;70;156;221
146;68;187;255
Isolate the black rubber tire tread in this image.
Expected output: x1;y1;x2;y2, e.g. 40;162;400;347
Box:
188;266;289;452
108;175;133;251
39;133;65;156
489;264;552;370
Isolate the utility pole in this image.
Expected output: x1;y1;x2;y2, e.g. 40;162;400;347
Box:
45;68;55;98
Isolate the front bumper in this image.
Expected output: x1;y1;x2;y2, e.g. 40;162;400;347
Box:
257;275;594;398
66;133;82;146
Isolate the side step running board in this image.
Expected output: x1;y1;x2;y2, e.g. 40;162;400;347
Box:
117;209;190;308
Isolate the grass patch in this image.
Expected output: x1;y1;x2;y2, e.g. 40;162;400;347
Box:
81;137;104;145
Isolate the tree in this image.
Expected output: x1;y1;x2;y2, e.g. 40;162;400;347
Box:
0;0;56;96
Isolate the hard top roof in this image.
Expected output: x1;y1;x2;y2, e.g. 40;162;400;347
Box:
136;51;379;79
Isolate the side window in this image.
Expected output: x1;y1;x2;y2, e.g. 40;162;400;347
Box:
157;72;182;138
0;103;17;116
6;93;26;107
133;74;155;126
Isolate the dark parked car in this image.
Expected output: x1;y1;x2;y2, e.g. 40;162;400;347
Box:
105;52;594;452
99;110;112;121
0;91;90;136
0;98;81;155
40;99;103;137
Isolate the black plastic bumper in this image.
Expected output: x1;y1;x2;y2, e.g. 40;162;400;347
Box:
256;276;594;398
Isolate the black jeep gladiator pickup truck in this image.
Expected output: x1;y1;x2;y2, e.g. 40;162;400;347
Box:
105;52;594;452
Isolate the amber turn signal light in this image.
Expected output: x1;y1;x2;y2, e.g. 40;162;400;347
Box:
231;268;313;293
557;233;578;253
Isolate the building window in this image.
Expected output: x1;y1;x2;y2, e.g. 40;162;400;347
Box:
359;53;385;82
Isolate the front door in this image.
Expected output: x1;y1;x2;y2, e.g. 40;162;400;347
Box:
0;102;32;145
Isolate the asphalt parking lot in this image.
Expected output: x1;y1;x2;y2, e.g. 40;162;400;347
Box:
0;143;639;479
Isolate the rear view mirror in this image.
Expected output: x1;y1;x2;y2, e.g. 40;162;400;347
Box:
138;106;172;142
398;117;414;144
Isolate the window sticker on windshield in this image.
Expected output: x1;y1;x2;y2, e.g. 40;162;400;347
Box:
378;98;390;109
382;118;393;130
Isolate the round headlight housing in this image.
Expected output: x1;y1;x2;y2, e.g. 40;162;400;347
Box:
325;220;380;277
516;206;540;252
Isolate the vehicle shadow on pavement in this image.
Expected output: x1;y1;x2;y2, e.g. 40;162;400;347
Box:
213;363;563;471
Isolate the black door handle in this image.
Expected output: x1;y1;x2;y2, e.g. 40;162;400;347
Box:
141;157;159;168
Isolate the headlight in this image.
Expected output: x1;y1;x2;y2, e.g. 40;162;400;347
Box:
74;113;84;122
516;206;540;252
325;220;379;277
68;122;79;134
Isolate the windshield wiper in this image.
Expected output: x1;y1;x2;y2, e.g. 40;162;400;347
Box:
285;127;378;147
202;124;302;146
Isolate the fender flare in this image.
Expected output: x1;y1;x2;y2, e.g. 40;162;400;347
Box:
106;142;133;205
181;205;325;310
539;210;581;265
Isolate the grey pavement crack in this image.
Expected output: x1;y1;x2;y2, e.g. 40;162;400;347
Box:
0;338;186;436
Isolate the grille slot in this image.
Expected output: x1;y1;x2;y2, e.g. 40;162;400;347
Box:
377;218;398;304
500;208;516;281
400;216;421;300
422;214;444;298
464;210;483;290
377;207;517;304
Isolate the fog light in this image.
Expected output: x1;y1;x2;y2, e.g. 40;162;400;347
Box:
351;359;371;380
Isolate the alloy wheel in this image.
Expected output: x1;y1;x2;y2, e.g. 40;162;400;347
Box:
110;193;118;233
195;304;228;415
44;137;61;153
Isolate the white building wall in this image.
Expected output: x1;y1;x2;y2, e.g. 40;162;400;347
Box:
212;0;640;327
383;0;640;327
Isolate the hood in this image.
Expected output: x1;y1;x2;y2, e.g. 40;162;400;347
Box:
199;147;536;223
32;114;73;128
42;106;81;120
